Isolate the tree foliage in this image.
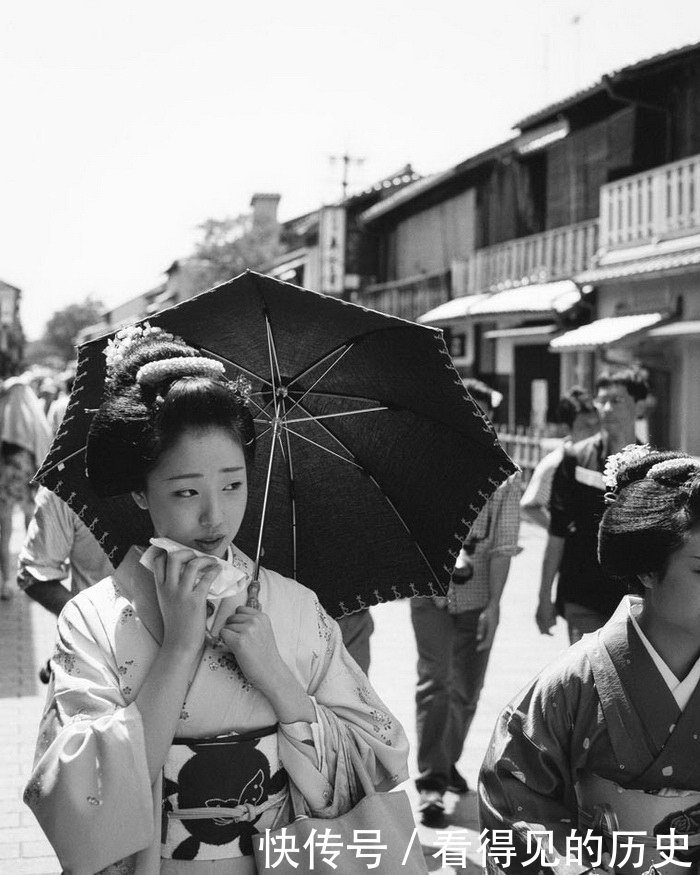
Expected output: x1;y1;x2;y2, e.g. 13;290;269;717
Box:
193;212;280;287
41;296;104;363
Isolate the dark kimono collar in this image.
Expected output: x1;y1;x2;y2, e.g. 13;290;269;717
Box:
113;544;254;646
600;598;681;750
594;596;700;787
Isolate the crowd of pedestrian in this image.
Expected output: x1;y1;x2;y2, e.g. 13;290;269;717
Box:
5;343;699;873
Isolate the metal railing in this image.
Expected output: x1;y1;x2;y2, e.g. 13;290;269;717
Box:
456;219;599;295
600;152;700;248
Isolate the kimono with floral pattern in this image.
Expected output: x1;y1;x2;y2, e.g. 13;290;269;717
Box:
478;597;700;874
25;545;409;875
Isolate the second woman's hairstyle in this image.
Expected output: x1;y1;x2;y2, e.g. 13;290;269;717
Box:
598;449;700;588
86;330;255;497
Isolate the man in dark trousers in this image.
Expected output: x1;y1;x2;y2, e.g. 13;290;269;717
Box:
536;368;650;643
411;380;521;827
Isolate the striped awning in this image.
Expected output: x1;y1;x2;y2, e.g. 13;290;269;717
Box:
549;312;666;352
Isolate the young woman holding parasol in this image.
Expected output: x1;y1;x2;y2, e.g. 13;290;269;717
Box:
25;328;408;874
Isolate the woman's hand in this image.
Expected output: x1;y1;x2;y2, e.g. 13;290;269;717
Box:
219;607;286;694
152;549;221;655
220;607;315;723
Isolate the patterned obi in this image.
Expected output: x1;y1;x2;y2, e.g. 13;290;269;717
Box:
577;773;700;874
162;725;288;861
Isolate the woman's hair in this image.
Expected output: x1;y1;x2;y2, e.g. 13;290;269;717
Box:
598;449;700;591
556;386;594;429
86;330;255;497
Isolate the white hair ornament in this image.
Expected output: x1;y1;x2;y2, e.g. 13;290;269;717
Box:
136;357;225;387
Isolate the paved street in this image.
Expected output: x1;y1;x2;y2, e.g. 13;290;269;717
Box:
0;516;568;874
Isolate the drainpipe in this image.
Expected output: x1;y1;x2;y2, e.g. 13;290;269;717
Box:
601;74;673;162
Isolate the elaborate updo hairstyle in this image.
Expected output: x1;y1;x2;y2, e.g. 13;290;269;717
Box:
86;328;255;497
598;449;700;592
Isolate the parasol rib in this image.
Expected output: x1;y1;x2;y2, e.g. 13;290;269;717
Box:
243;394;272;420
283;407;388;425
279;397;298;580
197;347;271;388
289;400;444;590
281;426;362;469
36;444;88;480
265;313;281;418
286;343;353;389
282;345;355;419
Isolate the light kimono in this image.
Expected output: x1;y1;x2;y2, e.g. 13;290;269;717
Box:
25;545;409;875
479;596;700;875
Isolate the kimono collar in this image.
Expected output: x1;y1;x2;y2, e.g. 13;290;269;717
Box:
113;543;255;645
598;595;682;749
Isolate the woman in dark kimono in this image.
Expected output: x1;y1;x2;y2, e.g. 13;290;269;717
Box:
479;448;700;875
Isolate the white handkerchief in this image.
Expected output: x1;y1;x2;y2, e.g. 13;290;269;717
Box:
139;537;249;601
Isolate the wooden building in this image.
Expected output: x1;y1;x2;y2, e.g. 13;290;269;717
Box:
265;166;421;297
360;40;700;443
539;42;700;452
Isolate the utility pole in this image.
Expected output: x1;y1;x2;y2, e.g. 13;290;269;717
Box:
329;153;365;199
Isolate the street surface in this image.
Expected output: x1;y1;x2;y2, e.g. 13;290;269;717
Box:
0;516;568;874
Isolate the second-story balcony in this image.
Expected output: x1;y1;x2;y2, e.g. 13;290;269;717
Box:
600;152;700;250
359;269;451;321
455;219;599;296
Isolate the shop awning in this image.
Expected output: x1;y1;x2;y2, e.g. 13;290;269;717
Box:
483;325;558;340
549;312;666;352
418;293;490;323
468;280;582;318
577;247;700;283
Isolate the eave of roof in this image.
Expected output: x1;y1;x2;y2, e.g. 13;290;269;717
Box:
515;40;700;131
360;137;517;225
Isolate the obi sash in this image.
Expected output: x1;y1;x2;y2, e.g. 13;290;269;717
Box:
161;724;288;861
576;773;700;874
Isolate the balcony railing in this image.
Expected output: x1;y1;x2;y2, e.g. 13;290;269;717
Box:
600;153;700;249
359;270;451;321
457;219;599;295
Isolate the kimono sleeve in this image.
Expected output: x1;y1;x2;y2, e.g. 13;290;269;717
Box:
277;593;409;819
478;662;597;875
24;594;153;875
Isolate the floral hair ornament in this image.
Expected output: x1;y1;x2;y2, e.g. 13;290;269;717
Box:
227;374;253;406
602;443;652;492
136;357;226;388
103;322;164;377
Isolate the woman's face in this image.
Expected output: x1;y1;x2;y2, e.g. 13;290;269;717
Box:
644;525;700;633
133;426;248;558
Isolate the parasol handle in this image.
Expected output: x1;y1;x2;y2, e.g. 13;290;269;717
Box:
246;578;261;610
250;415;282;610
